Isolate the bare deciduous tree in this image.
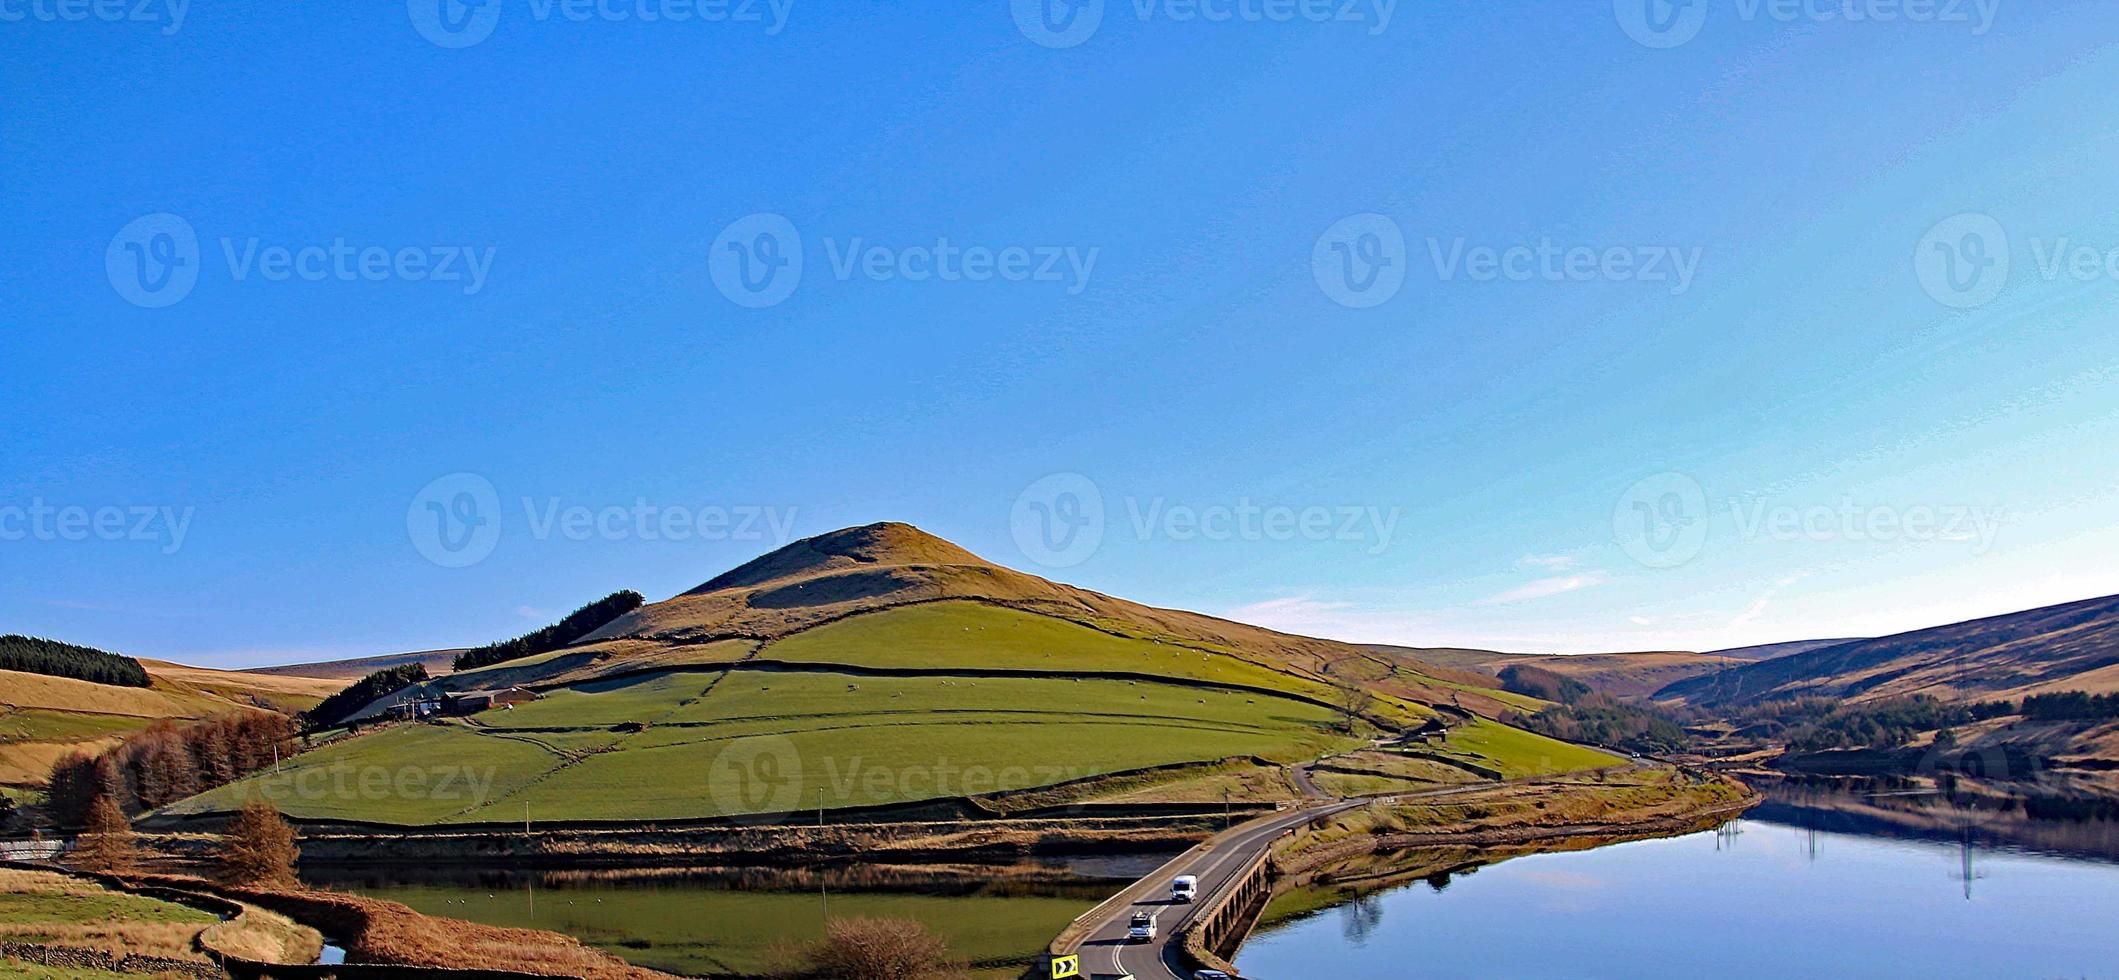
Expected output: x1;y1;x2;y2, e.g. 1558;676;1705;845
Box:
798;916;967;980
218;798;299;886
71;794;138;873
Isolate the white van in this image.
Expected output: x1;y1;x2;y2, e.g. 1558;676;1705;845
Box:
1171;875;1199;903
1127;910;1158;943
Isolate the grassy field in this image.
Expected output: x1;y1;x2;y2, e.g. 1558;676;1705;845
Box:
0;869;217;961
165;722;574;824
1425;718;1620;778
333;873;1102;978
170;671;1360;824
762;601;1432;725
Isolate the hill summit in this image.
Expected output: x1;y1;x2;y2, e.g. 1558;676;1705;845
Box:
691;521;992;592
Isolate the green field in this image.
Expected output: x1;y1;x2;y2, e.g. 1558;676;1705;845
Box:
171;671;1359;824
165;722;574;824
762;602;1431;724
327;871;1104;979
1427;718;1620;778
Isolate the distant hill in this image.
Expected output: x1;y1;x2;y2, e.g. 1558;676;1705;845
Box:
251;649;464;680
1659;594;2119;708
1705;638;1865;662
1370;644;1741;700
163;523;1612;827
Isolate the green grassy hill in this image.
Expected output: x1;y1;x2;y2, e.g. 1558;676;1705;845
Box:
162;523;1614;826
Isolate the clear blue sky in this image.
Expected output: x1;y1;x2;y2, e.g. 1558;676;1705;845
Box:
5;2;2117;667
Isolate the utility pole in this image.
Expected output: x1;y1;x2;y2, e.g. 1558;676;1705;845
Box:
524;801;530;836
816;789;824;828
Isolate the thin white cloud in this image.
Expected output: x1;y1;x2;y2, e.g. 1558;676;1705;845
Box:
1520;554;1579;571
1219;594;1439;645
1628;615;1653;626
515;605;553;621
1482;573;1608;605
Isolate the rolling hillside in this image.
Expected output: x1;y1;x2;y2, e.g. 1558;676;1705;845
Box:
250;649;465;680
0;661;338;790
1704;638;1865;662
164;523;1613;826
1658;593;2119;708
1374;645;1744;699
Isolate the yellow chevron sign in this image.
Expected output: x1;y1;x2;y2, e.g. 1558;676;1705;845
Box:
1050;953;1081;978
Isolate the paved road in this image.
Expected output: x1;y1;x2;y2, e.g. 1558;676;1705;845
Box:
1066;768;1645;979
1077;798;1367;980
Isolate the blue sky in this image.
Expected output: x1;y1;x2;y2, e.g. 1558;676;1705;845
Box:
4;1;2117;667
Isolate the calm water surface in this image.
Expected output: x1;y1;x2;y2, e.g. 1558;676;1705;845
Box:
303;855;1150;978
1240;815;2119;979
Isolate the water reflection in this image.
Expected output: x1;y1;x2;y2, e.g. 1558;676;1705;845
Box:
1241;789;2119;980
304;856;1153;978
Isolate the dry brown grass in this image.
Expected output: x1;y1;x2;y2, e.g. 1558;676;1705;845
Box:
0;919;211;961
200;903;322;964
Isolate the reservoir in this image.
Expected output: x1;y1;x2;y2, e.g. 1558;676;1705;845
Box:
1238;793;2119;980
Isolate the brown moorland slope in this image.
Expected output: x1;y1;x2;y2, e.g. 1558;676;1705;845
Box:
1658;592;2119;708
1367;645;1742;699
0;663;338;789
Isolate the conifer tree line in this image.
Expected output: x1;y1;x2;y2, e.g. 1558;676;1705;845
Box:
46;712;297;825
0;634;150;687
303;662;430;729
451;589;643;671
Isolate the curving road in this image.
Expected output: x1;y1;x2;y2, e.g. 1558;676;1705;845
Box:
1075;798;1366;980
1071;775;1540;979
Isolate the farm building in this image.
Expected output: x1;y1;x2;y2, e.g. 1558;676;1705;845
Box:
444;687;541;714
